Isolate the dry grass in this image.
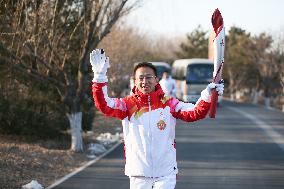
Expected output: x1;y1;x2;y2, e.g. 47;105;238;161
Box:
0;112;122;189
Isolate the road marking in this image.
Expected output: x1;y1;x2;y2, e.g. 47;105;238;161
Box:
227;107;284;152
46;141;122;189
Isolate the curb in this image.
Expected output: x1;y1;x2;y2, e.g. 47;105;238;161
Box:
46;141;122;189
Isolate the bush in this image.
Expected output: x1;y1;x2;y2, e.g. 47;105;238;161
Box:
0;97;69;139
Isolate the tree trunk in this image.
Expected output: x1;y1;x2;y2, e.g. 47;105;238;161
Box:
264;97;271;109
228;70;236;101
67;112;83;152
230;93;235;101
282;87;284;112
251;88;259;104
263;86;271;109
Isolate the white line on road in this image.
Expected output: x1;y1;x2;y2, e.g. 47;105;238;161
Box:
227;107;284;152
46;141;122;189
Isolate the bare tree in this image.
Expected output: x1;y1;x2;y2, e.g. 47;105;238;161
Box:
98;25;152;96
225;27;255;100
248;33;278;108
0;0;139;152
98;25;179;96
271;33;284;111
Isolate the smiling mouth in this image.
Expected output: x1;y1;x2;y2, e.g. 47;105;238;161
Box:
142;86;150;89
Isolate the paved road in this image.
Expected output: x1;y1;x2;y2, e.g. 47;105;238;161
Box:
52;101;284;189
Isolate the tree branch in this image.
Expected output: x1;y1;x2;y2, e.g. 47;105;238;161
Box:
0;42;64;88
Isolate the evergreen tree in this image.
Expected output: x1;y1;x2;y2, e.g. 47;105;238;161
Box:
176;25;208;59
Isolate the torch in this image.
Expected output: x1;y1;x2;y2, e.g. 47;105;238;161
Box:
209;8;225;118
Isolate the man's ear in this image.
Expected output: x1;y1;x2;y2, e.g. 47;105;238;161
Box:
134;78;138;86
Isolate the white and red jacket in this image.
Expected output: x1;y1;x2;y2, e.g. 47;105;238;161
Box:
92;82;210;178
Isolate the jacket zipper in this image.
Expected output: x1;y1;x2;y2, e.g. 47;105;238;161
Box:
148;95;154;177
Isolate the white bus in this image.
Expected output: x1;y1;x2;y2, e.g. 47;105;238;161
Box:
172;58;221;103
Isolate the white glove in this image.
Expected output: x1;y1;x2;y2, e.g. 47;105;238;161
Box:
201;80;224;102
90;49;110;83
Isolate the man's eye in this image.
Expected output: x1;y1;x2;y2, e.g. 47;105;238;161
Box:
138;75;155;80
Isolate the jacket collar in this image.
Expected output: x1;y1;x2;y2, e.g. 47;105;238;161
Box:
132;84;164;105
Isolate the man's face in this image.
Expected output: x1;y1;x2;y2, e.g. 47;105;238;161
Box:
134;67;158;94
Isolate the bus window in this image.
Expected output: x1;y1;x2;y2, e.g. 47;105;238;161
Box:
155;66;171;80
186;64;213;84
172;58;221;103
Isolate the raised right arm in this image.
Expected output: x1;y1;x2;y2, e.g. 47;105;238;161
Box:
90;49;128;120
92;82;128;120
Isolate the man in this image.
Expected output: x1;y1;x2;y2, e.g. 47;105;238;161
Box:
90;49;224;189
159;71;177;97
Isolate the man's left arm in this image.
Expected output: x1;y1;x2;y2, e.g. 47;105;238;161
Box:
170;83;224;122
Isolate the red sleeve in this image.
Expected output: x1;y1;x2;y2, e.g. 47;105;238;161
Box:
169;98;210;122
92;82;128;120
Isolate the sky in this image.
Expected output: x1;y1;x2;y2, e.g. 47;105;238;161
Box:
124;0;284;38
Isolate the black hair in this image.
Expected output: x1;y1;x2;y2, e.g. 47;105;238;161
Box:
163;70;169;74
133;62;157;77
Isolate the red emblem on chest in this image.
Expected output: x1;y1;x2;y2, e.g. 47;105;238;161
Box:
157;120;166;130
